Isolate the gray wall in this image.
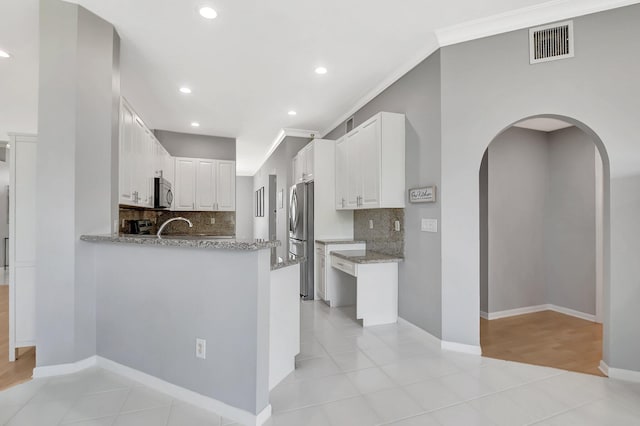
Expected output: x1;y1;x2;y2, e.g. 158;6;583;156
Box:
92;242;271;415
439;4;640;371
235;176;254;240
155;129;235;160
546;127;597;315
325;51;442;338
36;0;119;366
253;136;310;261
481;126;598;315
485;127;549;313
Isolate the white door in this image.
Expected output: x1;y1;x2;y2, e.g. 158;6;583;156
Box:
9;134;38;360
216;160;236;211
195;159;215;211
346;130;361;209
119;102;135;205
175;158;196;210
359;117;381;208
335;137;347;209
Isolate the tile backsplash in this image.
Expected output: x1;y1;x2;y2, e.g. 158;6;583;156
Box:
119;207;235;236
354;208;404;257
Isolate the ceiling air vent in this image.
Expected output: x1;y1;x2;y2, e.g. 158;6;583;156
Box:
529;20;574;64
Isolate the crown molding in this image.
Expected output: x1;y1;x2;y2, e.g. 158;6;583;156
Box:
435;0;640;47
320;40;440;138
245;128;318;176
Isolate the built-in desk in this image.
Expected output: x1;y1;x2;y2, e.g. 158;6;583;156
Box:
330;250;403;327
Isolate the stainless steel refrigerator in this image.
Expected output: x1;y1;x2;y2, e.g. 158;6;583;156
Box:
289;181;314;300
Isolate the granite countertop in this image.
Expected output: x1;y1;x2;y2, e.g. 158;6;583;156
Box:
330;250;404;264
80;234;280;251
271;257;305;271
315;239;366;245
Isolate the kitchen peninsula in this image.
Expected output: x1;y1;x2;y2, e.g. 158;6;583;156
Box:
80;234;296;426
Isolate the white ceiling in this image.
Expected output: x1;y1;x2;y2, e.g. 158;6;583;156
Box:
513;118;574;133
1;0;637;173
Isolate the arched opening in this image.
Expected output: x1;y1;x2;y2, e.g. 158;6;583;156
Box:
479;115;609;376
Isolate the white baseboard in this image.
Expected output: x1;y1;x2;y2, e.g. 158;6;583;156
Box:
397;317;482;356
441;341;483;355
549;304;596;322
96;356;271;426
599;360;609;376
484;305;549;320
32;355;97;378
484;304;596;322
599;360;640;383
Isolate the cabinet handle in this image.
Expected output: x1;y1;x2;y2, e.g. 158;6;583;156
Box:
341;198;345;208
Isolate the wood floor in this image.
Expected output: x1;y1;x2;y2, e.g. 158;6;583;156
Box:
481;310;604;377
0;284;36;391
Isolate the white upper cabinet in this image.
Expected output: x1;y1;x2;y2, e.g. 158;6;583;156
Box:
216;160;236;211
174;157;236;211
292;143;314;183
119;98;172;208
195;159;216;211
175;157;197;211
119;101;136;205
335;112;405;210
335;137;348;209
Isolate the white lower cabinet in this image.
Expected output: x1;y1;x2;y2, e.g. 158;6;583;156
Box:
316;242;366;306
316;246;326;301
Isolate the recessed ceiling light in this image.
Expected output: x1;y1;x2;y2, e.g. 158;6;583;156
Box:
179;87;192;94
315;66;327;75
191;122;200;127
288;111;297;116
199;6;218;19
0;50;10;58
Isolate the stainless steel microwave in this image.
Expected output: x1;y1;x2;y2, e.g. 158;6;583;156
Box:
154;177;173;209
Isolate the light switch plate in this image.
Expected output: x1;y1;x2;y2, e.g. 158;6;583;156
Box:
210;217;216;224
369;219;374;229
394;220;401;231
421;218;438;233
196;338;206;359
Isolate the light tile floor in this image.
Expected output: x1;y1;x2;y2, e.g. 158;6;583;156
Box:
2;300;640;425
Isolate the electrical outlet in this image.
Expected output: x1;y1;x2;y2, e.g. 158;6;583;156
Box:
369;219;374;229
196;338;206;359
210;217;216;225
421;219;438;233
394;220;401;232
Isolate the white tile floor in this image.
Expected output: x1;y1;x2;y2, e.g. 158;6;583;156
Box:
2;300;640;425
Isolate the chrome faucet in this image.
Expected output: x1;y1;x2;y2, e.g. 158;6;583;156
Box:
157;217;193;238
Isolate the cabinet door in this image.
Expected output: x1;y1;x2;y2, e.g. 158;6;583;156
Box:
292;154;302;184
216;160;236;211
359;117;381;208
143;130;155;208
195;159;216;211
119;102;135;205
175;158;196;210
345;130;361;209
316;252;326;300
132;116;148;206
303;144;314;182
335;137;347;209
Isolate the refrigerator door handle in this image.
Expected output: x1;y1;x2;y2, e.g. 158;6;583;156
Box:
290;190;298;233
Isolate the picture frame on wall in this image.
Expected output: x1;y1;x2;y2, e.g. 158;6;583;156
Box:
408;186;437;203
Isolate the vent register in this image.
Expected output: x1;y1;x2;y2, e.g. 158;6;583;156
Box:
529;21;574;64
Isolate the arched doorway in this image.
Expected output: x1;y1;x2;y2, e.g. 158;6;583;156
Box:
478;115;609;376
